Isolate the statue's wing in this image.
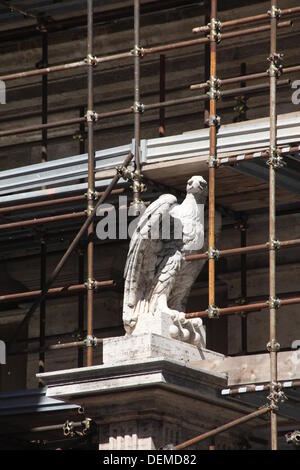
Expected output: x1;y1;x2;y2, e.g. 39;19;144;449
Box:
123;194;178;328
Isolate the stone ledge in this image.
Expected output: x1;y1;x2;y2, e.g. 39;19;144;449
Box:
38;356;227;402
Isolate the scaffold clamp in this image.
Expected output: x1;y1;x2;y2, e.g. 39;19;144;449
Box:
85;110;99;122
267;338;281;351
63;420;75;437
85;278;97;291
208;114;221;130
209;18;222;43
268;6;282;18
207;247;220;260
268;297;281;310
267;53;284;78
267;381;287;409
121;168;135;181
269;239;281;250
85;54;98;66
117;165;146;191
208;155;220;168
267;146;285;168
207;76;221;100
131;45;145;57
132;101;145;114
131;177;146;195
82;418;92;435
285;430;300;446
86;188;99;201
85;335;97;348
116;155;134;179
207;305;220;319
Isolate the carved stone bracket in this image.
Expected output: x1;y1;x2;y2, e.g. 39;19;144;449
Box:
169;313;204;346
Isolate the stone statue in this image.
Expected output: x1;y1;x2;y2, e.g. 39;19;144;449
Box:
123;176;221;346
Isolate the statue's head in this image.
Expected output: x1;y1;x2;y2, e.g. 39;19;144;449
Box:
186;175;207;195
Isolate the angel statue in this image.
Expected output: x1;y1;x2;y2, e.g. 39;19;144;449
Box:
123;175;221;345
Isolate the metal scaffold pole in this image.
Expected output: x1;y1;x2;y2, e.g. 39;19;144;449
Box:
39;22;48;386
268;0;282;451
240;219;248;354
174;406;269;450
203;0;210;127
86;0;96;367
39;236;47;386
131;0;144;215
159;54;166;137
134;0;141;174
77;246;85;368
207;0;219;318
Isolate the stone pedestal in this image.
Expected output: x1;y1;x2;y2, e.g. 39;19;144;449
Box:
37;333;265;450
102;332;216;365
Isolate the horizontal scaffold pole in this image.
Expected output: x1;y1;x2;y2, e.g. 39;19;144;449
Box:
186;295;300;320
0;280;115;303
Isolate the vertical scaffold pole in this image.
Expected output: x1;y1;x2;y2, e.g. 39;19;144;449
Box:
39;24;48;386
159;54;166;137
77;246;85;368
86;0;96;366
240;220;248;354
41;28;48;164
131;0;144;215
38;236;46;386
268;0;282;451
78;108;86;368
208;0;220;318
203;0;210;127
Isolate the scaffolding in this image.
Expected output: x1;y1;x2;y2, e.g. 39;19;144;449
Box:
1;0;300;450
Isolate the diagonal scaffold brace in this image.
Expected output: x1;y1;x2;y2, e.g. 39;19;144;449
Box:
164;405;270;450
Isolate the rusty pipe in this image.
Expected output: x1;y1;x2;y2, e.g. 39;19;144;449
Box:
159;55;166;136
191;63;300;91
208;0;218;311
193;6;299;33
269;0;279;450
134;0;141;174
186;238;300;261
86;0;95;367
77;247;85;368
174;406;269;450
0;211;86;230
0;280;115;303
0;189;125;214
185;295;300;320
143;21;291;55
0;117;85;139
